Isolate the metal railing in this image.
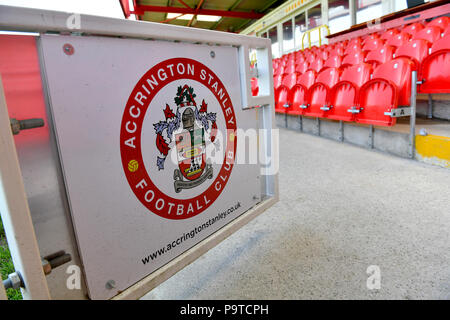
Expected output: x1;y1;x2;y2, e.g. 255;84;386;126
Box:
301;24;330;49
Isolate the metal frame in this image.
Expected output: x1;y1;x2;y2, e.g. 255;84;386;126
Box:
0;5;278;300
0;77;51;300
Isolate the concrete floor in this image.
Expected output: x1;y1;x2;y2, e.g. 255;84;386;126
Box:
142;129;450;300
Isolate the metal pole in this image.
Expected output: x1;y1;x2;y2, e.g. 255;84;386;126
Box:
299;115;303;132
410;71;417;159
0;77;51;299
339;120;344;142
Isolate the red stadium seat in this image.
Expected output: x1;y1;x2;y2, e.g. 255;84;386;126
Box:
318;50;329;60
323;54;343;69
427;16;450;31
414;26;442;43
284;63;296;74
329;46;345;56
342;51;366;67
430;34;450;53
275;85;290;113
394;39;430;70
403;22;425;37
419;35;450;93
282;72;299;89
295;61;309;74
362;38;385;52
328;63;372;121
386;32;411;48
251;77;258;96
308;58;324;72
356;58;414;126
287;70;316;115
348;37;362;47
443;25;450;38
304;68;341;117
365;45;395;68
273;74;283;89
381;29;400;41
344;42;363;55
362;33;381;44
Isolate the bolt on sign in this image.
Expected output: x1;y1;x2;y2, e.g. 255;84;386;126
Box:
39;35;263;299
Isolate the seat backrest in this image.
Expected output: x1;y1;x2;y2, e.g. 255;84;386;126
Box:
273;74;283;89
365;45;395;66
395;39;430;65
315;67;340;88
414;26;442;43
386;32;411;48
402;22;424;37
362;33;381;45
295;61;309;74
297;70;316;89
381;29;400;41
344;42;363;55
308;58;324;72
430;34;450;54
342;51;365;66
372;57;414;106
427;16;450;31
348;37;362;47
282;72;298;88
324;54;342;69
340;63;372;87
362;38;385;52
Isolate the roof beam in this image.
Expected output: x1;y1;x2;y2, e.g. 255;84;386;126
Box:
187;0;205;27
132;5;265;19
210;0;244;30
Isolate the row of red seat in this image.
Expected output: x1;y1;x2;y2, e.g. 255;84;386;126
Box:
253;15;450;127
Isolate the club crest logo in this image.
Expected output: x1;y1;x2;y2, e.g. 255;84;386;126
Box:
120;58;237;220
153;85;216;193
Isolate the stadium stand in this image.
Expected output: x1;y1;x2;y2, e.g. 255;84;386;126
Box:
262;15;450;127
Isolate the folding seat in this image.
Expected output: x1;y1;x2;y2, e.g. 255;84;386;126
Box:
341;51;366;68
303;68;341;118
381;29;400;41
362;33;380;44
281;72;299;89
356;58;414;126
394;39;430;70
323;54;343;69
287;70;316;115
402;22;424;37
443;24;450;38
284;63;296;74
414;26;442;43
308;58;324;73
306;53;317;64
365;45;395;68
427;16;450;31
362;38;385;52
344;42;363;56
385;32;411;48
419;35;450;93
327;63;372;122
274;85;290;113
329;46;345;56
295;61;309;74
318;50;329;60
348;37;362;47
273;74;283;90
251;77;259;96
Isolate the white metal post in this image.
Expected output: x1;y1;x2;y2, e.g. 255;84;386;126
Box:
409;71;417;159
0;77;50;300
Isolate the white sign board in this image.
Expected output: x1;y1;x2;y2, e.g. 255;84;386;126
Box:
40;35;261;299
